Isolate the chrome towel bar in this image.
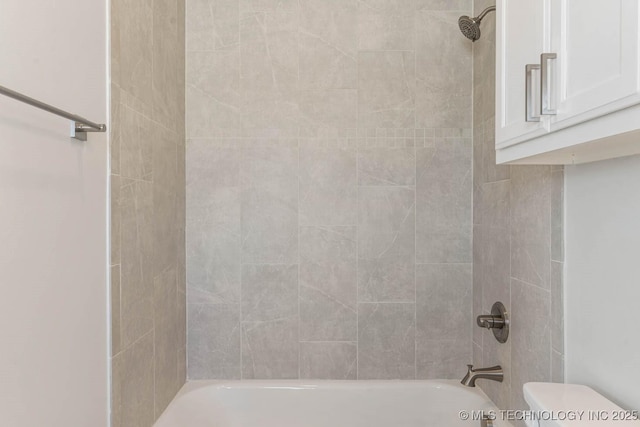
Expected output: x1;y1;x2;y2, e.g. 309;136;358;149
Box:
0;84;106;141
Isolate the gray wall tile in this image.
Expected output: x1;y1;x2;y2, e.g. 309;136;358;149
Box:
473;226;510;312
358;52;415;129
552;350;564;383
416;138;472;263
187;143;241;304
416;264;472;341
357;2;415;51
299;0;357;90
188;303;241;379
241;264;298;322
111;174;121;266
551;261;564;354
240;265;299;378
473;341;483;367
178;347;187;385
358;186;415;302
358;303;415;379
475;118;509;185
358;259;415;303
111;84;122;176
299;226;356;263
416;339;470;380
186;0;475;384
551;170;565;262
187;187;241;304
416;0;471;10
187;142;240;191
300;342;357;379
416;264;472;379
416;11;472;129
300;262;357;341
300;89;358;129
474;180;510;228
358;186;415;260
299;37;356;91
112;0;153;104
111;332;155;427
511;279;551;410
153;129;180;276
299;227;357;341
240;12;300;133
111;1;186;423
153;268;181;418
482;330;512;411
111;265;122;356
241;143;298;263
120;179;154;347
299;146;357;226
471;232;484;347
358;146;416;186
187;50;241;136
510;166;552;290
242;319;299;379
153;0;182;132
187;0;239;51
119;105;154;181
240;0;299;13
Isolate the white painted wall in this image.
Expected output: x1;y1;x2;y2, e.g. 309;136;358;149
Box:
565;154;640;411
0;1;109;426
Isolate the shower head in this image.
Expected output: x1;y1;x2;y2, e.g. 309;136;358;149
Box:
458;6;496;42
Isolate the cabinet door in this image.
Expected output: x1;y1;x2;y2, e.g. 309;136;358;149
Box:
550;0;640;131
496;0;550;148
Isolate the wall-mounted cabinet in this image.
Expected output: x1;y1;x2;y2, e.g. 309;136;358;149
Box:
496;0;640;164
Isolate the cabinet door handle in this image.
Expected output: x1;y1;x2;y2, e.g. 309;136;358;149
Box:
526;64;541;122
541;53;557;115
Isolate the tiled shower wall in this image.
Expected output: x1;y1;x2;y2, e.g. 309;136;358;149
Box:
110;0;186;424
186;0;474;380
472;0;564;414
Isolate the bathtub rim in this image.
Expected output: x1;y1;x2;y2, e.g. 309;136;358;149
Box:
171;378;495;402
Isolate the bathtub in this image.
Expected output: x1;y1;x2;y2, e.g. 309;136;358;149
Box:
154;380;511;427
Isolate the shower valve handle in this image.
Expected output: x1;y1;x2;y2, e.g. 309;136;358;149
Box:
476;302;509;343
476;315;506;329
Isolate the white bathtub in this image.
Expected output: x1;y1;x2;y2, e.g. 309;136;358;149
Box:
154;380;511;427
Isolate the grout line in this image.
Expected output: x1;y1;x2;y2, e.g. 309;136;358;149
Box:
357;301;417;305
238;0;243;381
470;0;476;372
415;262;474;265
356;184;416;189
413;10;418;381
296;0;301;381
355;5;360;381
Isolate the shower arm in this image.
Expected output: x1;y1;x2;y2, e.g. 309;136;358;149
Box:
477;5;496;22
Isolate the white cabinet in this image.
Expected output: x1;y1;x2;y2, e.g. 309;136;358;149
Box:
496;0;640;164
496;0;549;144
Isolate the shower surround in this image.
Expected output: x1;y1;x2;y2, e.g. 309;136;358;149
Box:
110;0;186;424
186;0;474;380
472;0;564;413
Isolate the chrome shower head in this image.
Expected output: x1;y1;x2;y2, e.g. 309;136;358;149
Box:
458;6;495;42
458;15;481;41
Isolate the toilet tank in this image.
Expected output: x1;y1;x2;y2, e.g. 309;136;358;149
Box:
523;383;640;427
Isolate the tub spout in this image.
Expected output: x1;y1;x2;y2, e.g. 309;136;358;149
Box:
460;364;503;387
